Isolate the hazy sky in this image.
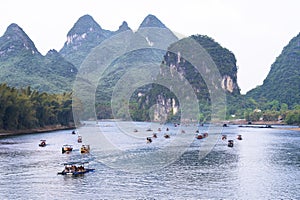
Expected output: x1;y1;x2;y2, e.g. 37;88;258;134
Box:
0;0;299;94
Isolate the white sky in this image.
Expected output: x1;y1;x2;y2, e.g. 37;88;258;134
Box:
0;0;299;94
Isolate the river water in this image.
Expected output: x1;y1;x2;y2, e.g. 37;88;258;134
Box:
0;121;299;199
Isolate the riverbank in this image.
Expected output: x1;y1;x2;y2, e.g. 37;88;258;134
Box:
227;119;285;125
0;124;76;137
273;126;300;131
226;119;300;131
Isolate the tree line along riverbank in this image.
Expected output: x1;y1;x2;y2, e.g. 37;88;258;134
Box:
0;84;75;134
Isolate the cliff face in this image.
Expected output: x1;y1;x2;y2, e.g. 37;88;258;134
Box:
130;35;240;122
190;35;240;94
152;96;178;122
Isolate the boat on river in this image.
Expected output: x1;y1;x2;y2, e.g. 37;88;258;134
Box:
146;137;152;143
62;144;73;153
228;140;234;147
146;127;152;131
80;145;90;153
237;134;242;140
57;162;95;176
38;140;46;147
196;134;203;139
222;135;227;140
77;136;82;143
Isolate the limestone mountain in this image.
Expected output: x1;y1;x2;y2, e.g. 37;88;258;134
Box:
190;35;240;94
0;23;77;93
59;14;132;68
246;32;300;108
94;15;178;100
128;34;240;121
139;14;167;29
137;14;178;50
94;33;241;121
0;23;40;59
115;21;132;34
92;15;178;119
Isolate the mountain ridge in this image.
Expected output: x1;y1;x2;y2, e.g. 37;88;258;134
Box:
246;32;300;107
139;14;167;29
0;14;298;113
0;24;77;93
0;23;40;59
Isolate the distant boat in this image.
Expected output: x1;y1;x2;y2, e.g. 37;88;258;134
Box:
146;137;152;143
80;145;90;154
62;144;73;154
77;136;82;143
237;134;242;140
38;140;46;147
228;140;234;147
57;161;95;176
196;134;203;139
164;134;170;138
72;130;76;135
222;135;227;140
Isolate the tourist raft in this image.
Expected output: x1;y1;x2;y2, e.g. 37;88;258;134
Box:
57;162;95;176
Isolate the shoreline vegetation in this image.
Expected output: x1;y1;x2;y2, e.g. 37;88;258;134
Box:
0;124;76;137
227;120;300;131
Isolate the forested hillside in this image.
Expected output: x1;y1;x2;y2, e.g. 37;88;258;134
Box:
0;24;77;93
247;33;300;108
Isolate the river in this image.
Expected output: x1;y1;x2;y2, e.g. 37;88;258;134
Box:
0;121;299;199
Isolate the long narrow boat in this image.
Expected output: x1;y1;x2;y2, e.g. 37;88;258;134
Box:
57;162;95;176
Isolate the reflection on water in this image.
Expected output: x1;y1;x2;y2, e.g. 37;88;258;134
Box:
0;122;299;199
